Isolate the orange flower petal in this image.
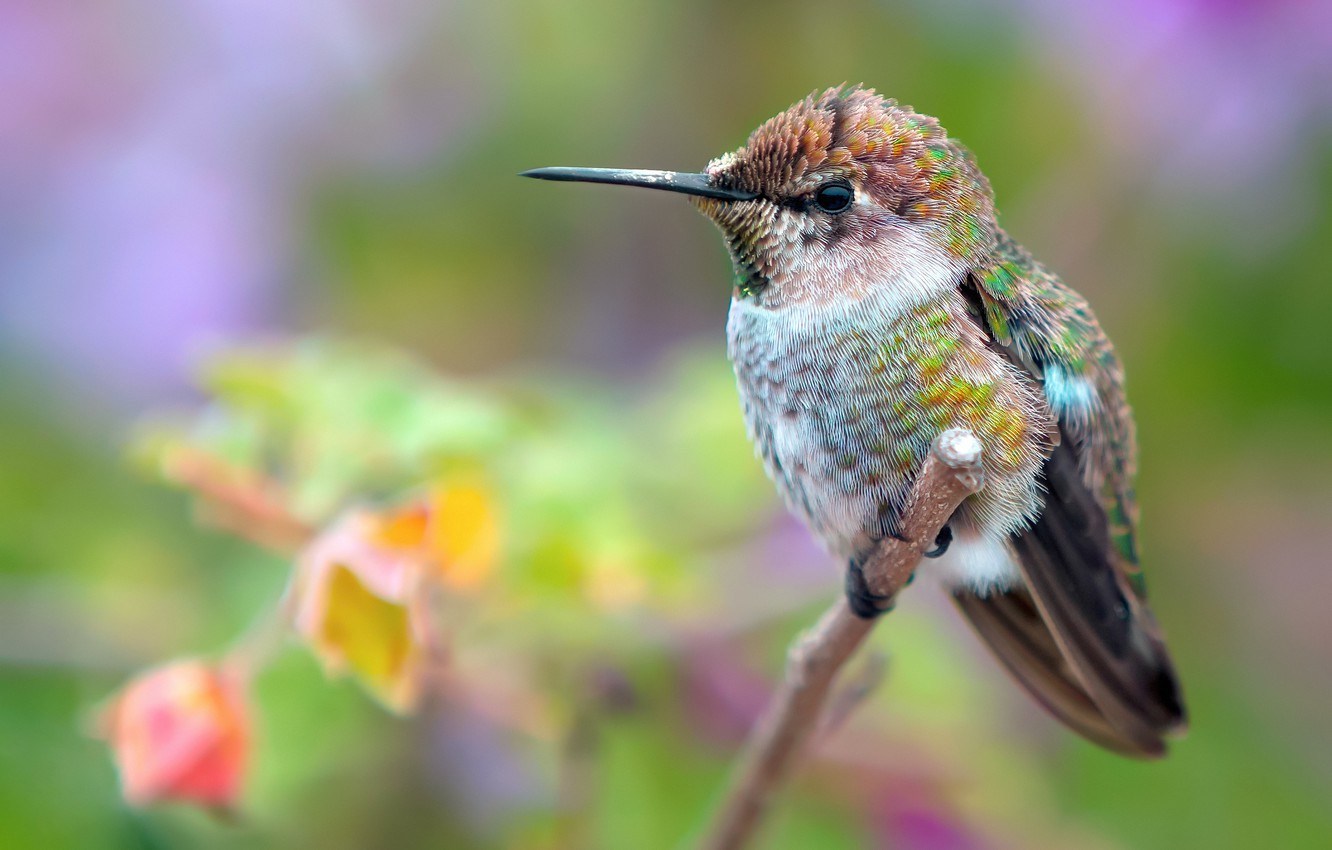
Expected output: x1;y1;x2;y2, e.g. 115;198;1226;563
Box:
372;503;430;550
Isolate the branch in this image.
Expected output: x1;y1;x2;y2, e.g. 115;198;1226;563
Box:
697;428;985;850
160;447;314;555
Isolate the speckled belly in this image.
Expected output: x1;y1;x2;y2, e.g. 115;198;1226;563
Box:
726;290;1054;563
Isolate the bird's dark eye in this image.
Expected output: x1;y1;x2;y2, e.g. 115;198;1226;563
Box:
812;180;854;214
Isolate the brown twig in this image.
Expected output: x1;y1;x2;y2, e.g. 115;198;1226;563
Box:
697;429;985;850
160;447;314;554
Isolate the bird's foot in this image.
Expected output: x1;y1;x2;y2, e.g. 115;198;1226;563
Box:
845;549;896;620
923;524;952;559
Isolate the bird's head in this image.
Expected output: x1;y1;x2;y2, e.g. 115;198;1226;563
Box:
525;86;998;307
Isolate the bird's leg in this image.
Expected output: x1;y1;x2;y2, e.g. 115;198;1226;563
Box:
923;524;952;559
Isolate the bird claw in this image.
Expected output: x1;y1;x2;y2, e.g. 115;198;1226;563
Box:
923;524;952;559
845;556;893;620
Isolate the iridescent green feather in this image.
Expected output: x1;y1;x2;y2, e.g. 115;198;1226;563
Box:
970;233;1145;592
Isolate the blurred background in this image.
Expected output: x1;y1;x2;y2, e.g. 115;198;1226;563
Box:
3;0;1331;848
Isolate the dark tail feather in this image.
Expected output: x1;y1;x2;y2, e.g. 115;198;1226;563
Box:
955;434;1186;757
953;587;1165;757
999;436;1185;754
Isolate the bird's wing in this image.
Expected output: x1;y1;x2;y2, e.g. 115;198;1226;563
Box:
952;585;1154;757
953;233;1187;757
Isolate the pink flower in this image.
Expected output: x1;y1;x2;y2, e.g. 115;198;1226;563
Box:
99;660;251;809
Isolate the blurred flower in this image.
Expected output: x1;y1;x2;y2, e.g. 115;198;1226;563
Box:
291;479;501;711
426;476;503;591
98;660;251;810
293;507;436;712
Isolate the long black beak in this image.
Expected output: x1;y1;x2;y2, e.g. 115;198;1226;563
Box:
520;167;757;202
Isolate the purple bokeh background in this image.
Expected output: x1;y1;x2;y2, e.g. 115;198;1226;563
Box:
0;0;458;406
4;0;1330;410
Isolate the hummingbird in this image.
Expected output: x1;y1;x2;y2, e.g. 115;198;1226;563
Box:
523;86;1186;757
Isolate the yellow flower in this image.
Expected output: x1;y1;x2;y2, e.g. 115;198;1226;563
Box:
290;477;502;711
426;477;501;590
292;508;436;712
